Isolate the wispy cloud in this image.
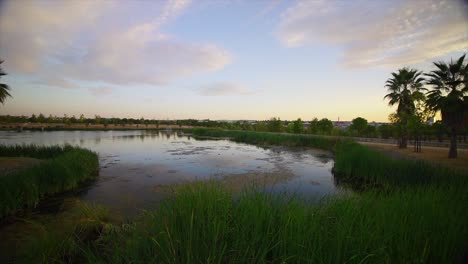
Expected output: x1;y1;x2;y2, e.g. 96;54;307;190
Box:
248;0;283;23
0;0;230;88
276;0;468;68
198;82;256;96
88;87;114;96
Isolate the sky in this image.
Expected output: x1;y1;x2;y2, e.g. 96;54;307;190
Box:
0;0;467;122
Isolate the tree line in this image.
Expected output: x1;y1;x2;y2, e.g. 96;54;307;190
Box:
1;114;465;145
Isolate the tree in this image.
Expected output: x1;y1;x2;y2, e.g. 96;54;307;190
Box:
292;118;303;134
37;113;46;123
267;117;283;132
0;60;12;105
384;67;425;148
79;114;85;124
29;114;37;123
308;118;319;134
94;115;101;125
425;54;467;158
70;115;77;124
317;118;333;135
378;124;393;139
349;117;368;137
365;125;377;138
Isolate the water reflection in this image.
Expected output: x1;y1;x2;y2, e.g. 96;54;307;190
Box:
0;130;344;215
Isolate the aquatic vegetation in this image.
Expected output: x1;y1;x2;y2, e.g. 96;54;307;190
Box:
191;128;337;149
0;145;99;218
18;183;468;263
0;144;73;159
17;201;113;264
333;140;468;188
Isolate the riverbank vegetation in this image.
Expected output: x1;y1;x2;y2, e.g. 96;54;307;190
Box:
18;182;466;263
10;129;467;263
0;145;99;218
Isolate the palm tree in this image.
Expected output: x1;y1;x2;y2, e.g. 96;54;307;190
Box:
0;60;12;105
384;67;425;148
425;54;467;159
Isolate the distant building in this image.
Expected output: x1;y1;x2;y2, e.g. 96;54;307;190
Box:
333;121;352;130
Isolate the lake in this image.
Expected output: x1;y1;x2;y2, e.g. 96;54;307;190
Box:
0;130;345;215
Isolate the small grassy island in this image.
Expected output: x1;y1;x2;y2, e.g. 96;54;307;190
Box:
0;145;99;218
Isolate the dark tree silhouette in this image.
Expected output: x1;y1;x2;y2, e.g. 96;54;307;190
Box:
0;60;12;105
425;54;467;159
384;68;425;148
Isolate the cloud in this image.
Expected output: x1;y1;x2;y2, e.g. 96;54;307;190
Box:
88;87;114;96
277;0;468;68
248;0;283;23
198;82;256;96
0;0;230;89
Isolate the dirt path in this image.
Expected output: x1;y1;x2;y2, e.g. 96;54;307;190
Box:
360;142;468;171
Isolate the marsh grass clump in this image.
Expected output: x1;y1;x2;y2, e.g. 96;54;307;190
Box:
23;183;466;263
17;201;114;264
0;144;73;159
191;128;337;149
0;145;99;218
333;140;468;188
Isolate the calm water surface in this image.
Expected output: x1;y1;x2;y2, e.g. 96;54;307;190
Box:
0;130;344;215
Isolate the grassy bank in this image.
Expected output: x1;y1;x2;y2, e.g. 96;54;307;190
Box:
191;128;468;189
0;145;99;218
191;128;337;150
18;183;467;263
333;140;468;189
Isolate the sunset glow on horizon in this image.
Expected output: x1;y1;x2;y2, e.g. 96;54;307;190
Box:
1;0;467;122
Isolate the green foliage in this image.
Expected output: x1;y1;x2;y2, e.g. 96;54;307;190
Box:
0;60;12;105
24;183;468;263
425;54;467;158
333;140;467;188
309;118;333;135
18;201;113;264
0;144;72;159
191;128;337;149
291;118;303;134
384;67;426;116
0;145;99;218
377;124;394;139
384;67;427;147
348;117;368;136
267;117;284;132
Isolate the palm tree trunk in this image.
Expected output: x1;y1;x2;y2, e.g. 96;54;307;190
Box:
448;128;458;159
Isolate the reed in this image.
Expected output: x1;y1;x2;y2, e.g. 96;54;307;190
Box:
22;183;467;263
0;144;73;159
0;145;99;218
191;128;337;149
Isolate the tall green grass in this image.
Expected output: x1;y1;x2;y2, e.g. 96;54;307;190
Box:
333;140;468;188
21;183;467;263
191;128;337;150
0;145;99;218
0;144;73;159
191;128;468;189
